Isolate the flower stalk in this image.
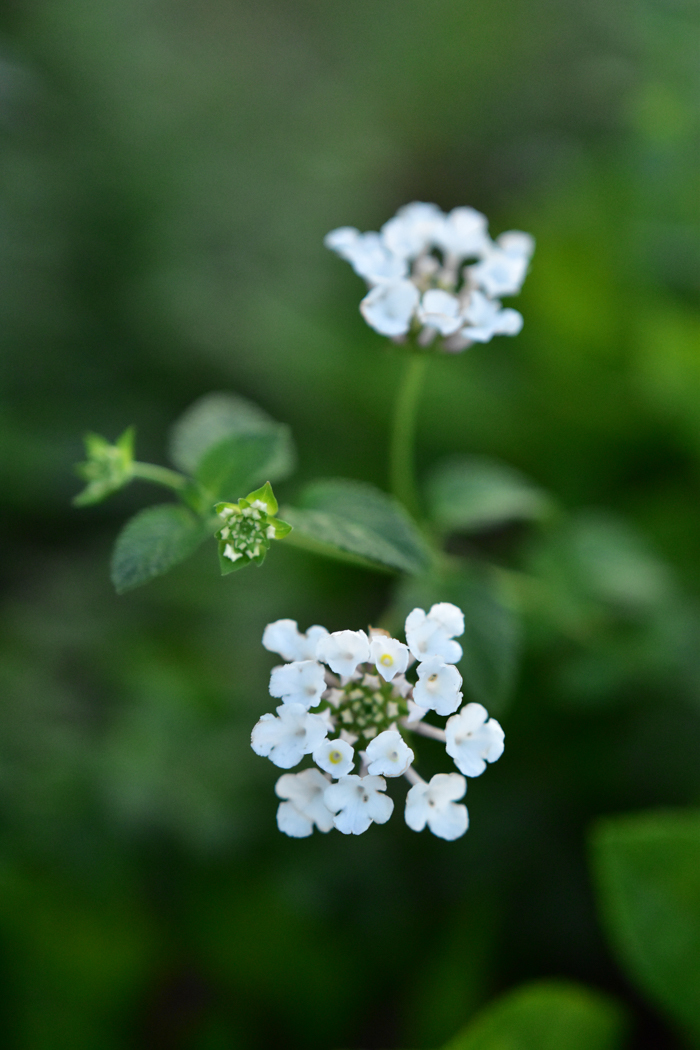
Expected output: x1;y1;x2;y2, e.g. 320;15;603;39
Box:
389;351;429;517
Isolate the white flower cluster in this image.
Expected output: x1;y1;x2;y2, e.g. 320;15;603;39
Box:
325;202;534;350
251;603;504;840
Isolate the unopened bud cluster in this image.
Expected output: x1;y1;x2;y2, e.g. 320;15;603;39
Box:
252;603;504;840
325;201;533;351
215;482;291;574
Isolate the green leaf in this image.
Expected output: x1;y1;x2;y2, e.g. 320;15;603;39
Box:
111;504;211;594
396;564;520;714
441;980;626;1050
528;512;675;617
591;809;700;1043
168;391;295;480
426;455;555;534
282;479;431;575
195;430;293;503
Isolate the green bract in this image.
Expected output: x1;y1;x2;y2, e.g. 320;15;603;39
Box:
215;482;292;575
73;427;135;507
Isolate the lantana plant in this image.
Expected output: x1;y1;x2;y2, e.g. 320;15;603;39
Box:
74;200;540;842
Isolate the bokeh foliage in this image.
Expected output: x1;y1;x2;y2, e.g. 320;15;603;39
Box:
0;0;699;1047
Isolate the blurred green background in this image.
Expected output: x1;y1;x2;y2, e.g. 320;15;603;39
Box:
0;0;699;1047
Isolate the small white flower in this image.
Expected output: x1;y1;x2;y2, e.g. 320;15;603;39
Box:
364;729;414;777
467;231;533;298
405;606;463;664
316;629;370;677
461;290;523;343
325;227;407;284
324;774;394;835
268;660;327;709
360;280;420;337
417;289;463;336
275;769;335;837
434;206;489;259
262;619;329;662
497;230;535;258
405;773;469;840
380;201;445;259
445;703;505;776
369;634;410;682
426;602;465;637
413;656;463;716
251;703;328;769
313;737;355;778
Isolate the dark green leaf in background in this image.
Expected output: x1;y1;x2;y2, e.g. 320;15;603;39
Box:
591;809;700;1044
195;430;293;504
426;455;555;534
282;478;432;575
168;391;296;485
111;504;212;594
441;980;626;1050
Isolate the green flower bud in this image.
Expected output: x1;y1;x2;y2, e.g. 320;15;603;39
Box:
215;482;292;575
73;427;135;506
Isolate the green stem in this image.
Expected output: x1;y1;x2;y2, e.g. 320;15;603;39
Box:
389;352;429;517
131;461;189;491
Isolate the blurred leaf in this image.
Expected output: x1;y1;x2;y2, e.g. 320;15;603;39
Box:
591;809;700;1043
395;564;521;714
426;455;555;534
282;478;431;575
168;391;295;481
441;980;626;1050
196;430;294;503
111;504;211;594
525;511;676;639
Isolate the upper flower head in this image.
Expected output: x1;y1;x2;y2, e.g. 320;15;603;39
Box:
325;203;533;351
